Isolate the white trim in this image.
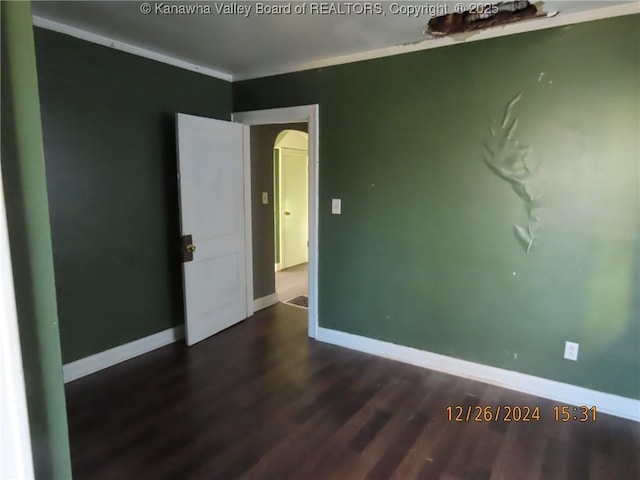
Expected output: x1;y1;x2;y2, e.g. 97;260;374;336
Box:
232;105;320;339
33;4;637;83
242;125;255;318
316;327;640;422
63;326;184;383
253;293;279;312
31;16;232;82
0;152;35;479
233;106;318;126
234;3;640;81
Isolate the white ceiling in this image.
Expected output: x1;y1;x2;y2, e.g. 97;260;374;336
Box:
32;1;635;80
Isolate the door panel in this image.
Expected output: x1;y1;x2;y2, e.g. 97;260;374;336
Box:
280;147;308;269
176;113;249;346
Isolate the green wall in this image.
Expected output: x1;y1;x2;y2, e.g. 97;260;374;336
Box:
1;2;72;477
34;28;232;363
235;15;640;399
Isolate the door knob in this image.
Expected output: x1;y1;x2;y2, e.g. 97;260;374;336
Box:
186;243;196;253
284;212;291;216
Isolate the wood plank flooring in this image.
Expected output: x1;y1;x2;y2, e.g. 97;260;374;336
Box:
65;304;640;480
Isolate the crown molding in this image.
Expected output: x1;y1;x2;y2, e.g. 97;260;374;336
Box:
235;2;640;81
32;15;233;82
33;3;639;83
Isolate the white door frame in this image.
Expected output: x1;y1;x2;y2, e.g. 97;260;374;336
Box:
232;105;319;339
0;158;35;479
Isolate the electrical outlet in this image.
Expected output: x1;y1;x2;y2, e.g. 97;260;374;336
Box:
564;341;579;361
261;192;268;205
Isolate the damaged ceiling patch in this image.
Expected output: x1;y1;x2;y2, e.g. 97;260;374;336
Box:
426;1;557;38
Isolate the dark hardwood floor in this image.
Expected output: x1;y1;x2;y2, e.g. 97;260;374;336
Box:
65;304;640;480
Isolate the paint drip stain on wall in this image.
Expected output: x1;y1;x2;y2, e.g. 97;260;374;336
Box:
483;92;544;254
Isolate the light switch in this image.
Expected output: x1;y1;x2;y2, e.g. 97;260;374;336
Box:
262;192;269;205
331;198;341;215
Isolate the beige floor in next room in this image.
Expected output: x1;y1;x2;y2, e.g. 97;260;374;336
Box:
276;263;308;303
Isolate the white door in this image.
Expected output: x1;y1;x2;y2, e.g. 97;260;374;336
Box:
176;113;251;346
280;147;308;269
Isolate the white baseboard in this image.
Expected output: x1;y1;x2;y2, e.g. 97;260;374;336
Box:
63;295;279;383
316;327;640;422
63;326;184;383
253;293;279;312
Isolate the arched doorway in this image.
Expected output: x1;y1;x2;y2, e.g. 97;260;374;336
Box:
274;129;309;304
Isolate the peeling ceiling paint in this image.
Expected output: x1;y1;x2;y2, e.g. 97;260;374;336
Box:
425;1;553;38
32;1;635;80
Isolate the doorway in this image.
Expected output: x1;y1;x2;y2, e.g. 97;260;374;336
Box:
274;130;309;306
232;105;319;338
